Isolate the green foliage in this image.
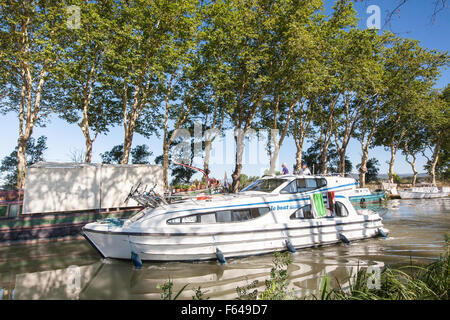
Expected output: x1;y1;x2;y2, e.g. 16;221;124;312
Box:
157;279;209;300
55;0;120;138
302;142;353;174
156;278;189;300
154;152;197;186
156;236;449;301
236;251;295;300
0;136;47;189
0;0;71;117
316;235;449;300
101;144;152;164
373;37;449;167
424;148;449;182
130;145;153;164
1;0;449;187
392;174;405;184
357;158;380;183
192;286;209;300
421;85;450;182
239;174;259;189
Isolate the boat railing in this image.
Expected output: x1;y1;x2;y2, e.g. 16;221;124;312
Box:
124;182;229;208
313;173;355;178
124;182;169;208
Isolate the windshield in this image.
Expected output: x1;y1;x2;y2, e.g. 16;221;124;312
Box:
240;178;287;193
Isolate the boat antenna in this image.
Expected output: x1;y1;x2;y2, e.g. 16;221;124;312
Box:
173;162;209;179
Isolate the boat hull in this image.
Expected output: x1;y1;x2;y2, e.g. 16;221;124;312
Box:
349;192;385;203
398;191;449;199
83;215;386;261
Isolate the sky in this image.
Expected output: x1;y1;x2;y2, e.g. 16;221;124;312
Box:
0;0;449;184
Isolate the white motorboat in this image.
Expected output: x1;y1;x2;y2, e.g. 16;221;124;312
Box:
82;174;388;263
398;186;450;199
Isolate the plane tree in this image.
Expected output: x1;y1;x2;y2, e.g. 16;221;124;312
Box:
420;86;450;185
0;1;70;188
306;0;359;174
373;37;447;183
202;0;274;192
331;29;385;176
55;0;119;163
257;0;323;175
102;0;200;167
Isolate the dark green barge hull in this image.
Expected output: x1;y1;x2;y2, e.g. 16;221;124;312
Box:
349;192;386;205
0;208;141;246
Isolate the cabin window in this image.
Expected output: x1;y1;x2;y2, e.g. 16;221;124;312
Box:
233;209;251;221
318;178;327;187
334;201;349;217
0;205;7;217
167;207;271;224
280;181;297;194
168;217;181;224
201;213;216;224
167;215;199;224
181;215;198;223
297;179;318;192
216;210;233;223
240;179;286;193
290;205;313;219
281;178;327;194
257;207;270;216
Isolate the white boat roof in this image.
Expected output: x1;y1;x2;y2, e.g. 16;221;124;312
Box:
258;174;354;180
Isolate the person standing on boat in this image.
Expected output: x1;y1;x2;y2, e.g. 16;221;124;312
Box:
300;163;311;175
281;163;289;175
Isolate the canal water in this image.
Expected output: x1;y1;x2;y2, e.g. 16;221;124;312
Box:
1;199;449;300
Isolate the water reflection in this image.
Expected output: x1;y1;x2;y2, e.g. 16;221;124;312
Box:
9;256;382;300
1;199;449;300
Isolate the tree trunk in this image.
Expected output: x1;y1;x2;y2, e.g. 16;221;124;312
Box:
388;146;396;184
16;136;28;189
231;130;245;193
121;127;134;165
359;147;369;187
163;142;170;190
268;136;281;174
412;169;418;187
338;148;346;176
84;137;93;163
405;153;418;187
203;139;212;173
321;143;329;174
429;134;442;186
293;115;310;172
269;144;280;175
295;148;302;173
80;114;93;163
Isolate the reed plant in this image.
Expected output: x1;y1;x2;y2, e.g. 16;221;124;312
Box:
317;234;449;300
